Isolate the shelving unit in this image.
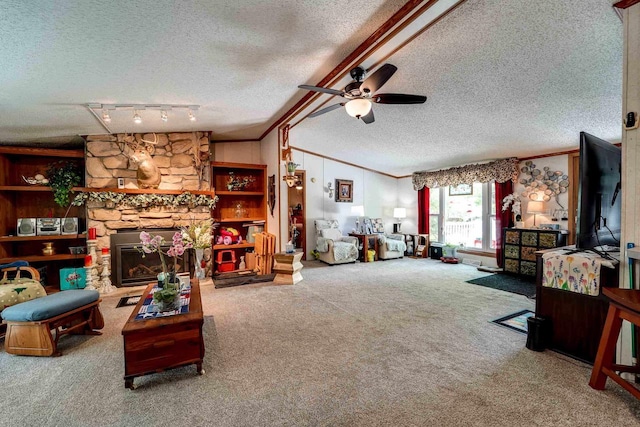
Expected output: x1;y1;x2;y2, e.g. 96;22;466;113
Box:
0;146;86;290
211;161;267;273
502;228;568;277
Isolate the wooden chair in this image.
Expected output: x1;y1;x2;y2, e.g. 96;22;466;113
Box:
589;288;640;399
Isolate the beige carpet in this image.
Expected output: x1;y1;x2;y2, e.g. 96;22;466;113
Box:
1;258;639;426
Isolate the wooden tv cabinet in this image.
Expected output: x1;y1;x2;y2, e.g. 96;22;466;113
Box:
121;280;204;389
535;248;619;363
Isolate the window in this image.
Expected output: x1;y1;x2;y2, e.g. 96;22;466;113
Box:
429;190;440;241
429;182;496;251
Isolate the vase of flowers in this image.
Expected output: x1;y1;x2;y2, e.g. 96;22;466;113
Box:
181;219;214;280
138;231;192;311
501;192;522;227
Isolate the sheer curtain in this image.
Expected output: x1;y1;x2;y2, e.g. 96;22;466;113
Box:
494;180;513;268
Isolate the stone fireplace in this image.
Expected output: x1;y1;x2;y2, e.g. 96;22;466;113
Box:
110;229;191;287
83;131;213;286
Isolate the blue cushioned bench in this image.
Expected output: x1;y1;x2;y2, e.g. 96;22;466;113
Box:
1;290;104;356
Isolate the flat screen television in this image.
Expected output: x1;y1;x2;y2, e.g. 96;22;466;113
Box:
575;132;621;251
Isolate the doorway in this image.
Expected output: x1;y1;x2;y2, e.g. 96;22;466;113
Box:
287;170;306;259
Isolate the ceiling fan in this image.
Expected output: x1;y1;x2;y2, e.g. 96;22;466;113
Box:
298;63;427;124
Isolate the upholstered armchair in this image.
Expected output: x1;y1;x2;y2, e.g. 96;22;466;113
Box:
314;220;359;265
377;234;407;260
369;218;407;260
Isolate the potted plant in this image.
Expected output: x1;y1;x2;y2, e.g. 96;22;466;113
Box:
152;285;180;312
46;161;82;207
286;161;299;176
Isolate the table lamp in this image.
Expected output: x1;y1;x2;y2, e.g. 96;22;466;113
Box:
527;201;545;227
393;207;406;233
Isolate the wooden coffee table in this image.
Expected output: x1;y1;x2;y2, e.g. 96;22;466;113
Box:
121;280;204;389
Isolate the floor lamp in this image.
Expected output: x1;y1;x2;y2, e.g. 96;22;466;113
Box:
527;201;545;227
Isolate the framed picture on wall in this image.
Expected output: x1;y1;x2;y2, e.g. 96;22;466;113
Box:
335;179;353;203
449;183;473;196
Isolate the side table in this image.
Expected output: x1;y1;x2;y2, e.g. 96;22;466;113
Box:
348;233;379;262
273;252;304;285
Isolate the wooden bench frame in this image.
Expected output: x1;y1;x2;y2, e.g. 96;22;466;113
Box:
4;299;104;356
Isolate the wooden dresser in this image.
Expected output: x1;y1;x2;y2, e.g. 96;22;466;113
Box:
121;280;204;389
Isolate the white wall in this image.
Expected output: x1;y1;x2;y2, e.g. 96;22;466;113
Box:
212;141;262;164
260;128;280;243
397;177;418;234
619;4;640;368
292;149;400;258
513;155;570;229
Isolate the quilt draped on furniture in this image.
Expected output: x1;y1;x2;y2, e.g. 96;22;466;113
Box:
314;220;358;265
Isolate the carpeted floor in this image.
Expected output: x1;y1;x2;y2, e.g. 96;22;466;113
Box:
1;258;639;426
466;273;537;298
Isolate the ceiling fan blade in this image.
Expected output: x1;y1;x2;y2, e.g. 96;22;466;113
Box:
361;109;375;124
360;64;397;94
298;85;344;96
373;93;427;104
308;103;344;118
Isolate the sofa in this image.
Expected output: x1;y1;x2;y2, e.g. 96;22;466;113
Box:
314;219;359;265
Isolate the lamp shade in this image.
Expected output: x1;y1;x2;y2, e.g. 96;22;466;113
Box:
393;208;407;219
351;205;365;217
527;201;545;214
344;99;372;118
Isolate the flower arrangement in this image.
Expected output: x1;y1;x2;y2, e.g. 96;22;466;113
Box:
226;172;256;191
136;231;192;288
502;192;522;221
181;219;214;249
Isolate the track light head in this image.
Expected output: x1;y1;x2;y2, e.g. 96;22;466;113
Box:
133;110;142;124
188;109;196;121
160;110;168;122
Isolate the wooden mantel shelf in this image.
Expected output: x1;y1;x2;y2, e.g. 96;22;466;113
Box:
73;187;216;196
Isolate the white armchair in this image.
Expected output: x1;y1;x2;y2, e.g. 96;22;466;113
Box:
314;220;359;265
369;218;407;260
377;234;407;260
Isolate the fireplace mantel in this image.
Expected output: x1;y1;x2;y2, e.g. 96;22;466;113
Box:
73;187;215;196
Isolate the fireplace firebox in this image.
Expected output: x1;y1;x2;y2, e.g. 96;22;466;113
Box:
110;229;192;287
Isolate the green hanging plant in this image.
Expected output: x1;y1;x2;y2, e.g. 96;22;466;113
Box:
46;161;82;207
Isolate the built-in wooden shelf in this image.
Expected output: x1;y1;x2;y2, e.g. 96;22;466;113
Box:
0;185;53;192
213;242;255;250
0;234;86;242
217;217;264;223
215;190;264;196
0;254;85;263
73;187;215;196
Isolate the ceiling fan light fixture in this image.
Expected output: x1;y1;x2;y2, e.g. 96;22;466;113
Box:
345;99;372;118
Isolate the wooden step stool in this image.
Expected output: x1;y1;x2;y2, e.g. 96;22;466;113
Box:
589;287;640;400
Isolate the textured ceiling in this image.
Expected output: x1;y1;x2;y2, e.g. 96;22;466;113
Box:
0;0;405;141
292;0;623;176
0;0;624;176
